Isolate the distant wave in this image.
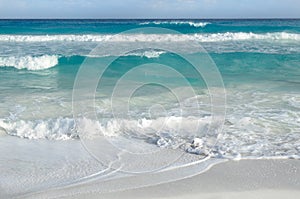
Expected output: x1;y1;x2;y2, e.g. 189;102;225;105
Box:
139;21;210;28
0;32;299;43
0;34;107;42
0;55;59;70
194;32;300;42
1;32;300;71
125;50;166;58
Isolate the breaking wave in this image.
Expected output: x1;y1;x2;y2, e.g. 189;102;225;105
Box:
0;55;59;70
0;50;167;71
0;115;299;160
0;32;299;43
0;117;77;140
139;21;210;27
0;116;208;141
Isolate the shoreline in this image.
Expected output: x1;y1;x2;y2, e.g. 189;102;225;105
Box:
0;136;299;199
73;159;300;199
24;159;300;199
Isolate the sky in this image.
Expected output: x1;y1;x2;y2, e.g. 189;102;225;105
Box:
0;0;299;19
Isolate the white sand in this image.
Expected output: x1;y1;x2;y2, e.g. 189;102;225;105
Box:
22;159;300;199
1;136;299;199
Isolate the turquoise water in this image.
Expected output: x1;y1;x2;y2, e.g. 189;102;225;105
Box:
1;19;300;197
0;19;299;160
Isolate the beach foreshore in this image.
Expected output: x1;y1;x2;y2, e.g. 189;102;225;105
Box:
23;159;300;199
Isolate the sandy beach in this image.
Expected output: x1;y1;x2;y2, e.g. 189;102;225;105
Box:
1;136;299;199
18;159;299;199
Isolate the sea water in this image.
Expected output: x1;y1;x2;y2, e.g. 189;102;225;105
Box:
0;19;300;196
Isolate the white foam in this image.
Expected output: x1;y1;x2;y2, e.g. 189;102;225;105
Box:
0;118;77;140
0;34;108;42
139;21;210;28
194;32;300;42
0;116;210;141
0;32;299;43
0;55;59;70
1;113;299;160
283;95;300;109
1;89;300;160
126;50;166;58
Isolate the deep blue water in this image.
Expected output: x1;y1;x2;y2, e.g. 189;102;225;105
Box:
0;19;300;34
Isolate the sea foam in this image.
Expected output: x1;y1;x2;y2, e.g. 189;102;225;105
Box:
0;117;77;140
0;55;59;70
0;32;299;43
0;116;210;140
1;115;299;160
139;21;210;27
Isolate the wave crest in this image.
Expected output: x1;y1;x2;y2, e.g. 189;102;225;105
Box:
0;117;77;140
0;116;208;141
126;50;166;58
0;55;59;70
139;21;210;27
0;32;299;43
1;116;299;160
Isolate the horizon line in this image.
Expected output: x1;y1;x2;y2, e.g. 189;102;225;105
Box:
0;17;300;20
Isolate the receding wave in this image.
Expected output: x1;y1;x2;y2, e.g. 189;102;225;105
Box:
0;55;59;70
139;21;210;27
0;32;300;42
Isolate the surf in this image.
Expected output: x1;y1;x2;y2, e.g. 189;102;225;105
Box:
0;32;300;42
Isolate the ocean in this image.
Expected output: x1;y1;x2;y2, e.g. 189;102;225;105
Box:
0;19;300;196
